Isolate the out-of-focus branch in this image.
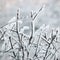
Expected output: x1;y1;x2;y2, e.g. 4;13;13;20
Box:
0;31;6;40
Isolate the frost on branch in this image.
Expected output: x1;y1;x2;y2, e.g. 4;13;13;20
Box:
0;8;60;60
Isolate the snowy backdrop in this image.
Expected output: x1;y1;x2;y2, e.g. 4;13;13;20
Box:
0;0;60;60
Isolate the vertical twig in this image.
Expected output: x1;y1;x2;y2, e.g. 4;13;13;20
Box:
16;9;22;51
21;34;25;60
9;36;16;58
29;7;43;44
16;50;20;60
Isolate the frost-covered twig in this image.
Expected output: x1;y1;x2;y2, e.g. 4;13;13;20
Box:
9;36;16;58
33;35;40;59
43;30;57;60
33;7;43;20
29;7;43;45
0;31;6;40
16;9;23;51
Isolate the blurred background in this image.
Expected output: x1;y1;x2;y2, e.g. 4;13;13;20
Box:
0;0;60;28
